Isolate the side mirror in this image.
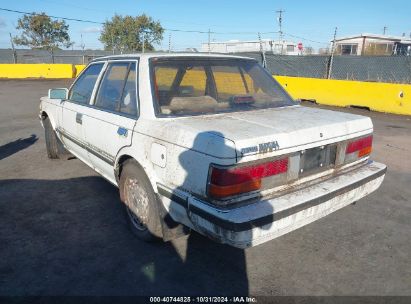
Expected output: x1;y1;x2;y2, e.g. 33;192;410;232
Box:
48;88;68;100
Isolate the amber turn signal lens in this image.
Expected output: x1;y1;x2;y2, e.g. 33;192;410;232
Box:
358;146;372;157
209;179;262;199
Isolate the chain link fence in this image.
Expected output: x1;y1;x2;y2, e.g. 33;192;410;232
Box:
330;56;411;83
1;49;410;84
0;49;122;64
237;52;411;84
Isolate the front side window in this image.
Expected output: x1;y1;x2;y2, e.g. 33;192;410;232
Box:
94;62;137;115
69;63;103;104
151;58;295;116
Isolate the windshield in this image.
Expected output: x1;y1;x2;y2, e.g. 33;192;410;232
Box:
150;57;295;116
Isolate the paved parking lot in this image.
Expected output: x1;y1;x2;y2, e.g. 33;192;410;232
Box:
0;79;410;296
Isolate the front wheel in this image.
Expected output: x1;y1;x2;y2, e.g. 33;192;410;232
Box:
44;117;67;159
119;160;162;242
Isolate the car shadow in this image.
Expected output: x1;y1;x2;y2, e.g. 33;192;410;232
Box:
0;134;38;161
0;133;274;296
0;175;251;296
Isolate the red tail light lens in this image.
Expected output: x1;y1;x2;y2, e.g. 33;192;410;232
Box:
208;158;288;199
346;135;373;156
346;135;373;154
345;135;373;164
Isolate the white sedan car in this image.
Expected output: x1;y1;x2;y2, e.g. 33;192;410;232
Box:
39;53;386;248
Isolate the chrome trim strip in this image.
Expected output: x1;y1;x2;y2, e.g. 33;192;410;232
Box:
57;127;115;165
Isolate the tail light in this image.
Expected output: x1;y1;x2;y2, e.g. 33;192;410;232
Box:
345;135;373;163
208;158;288;199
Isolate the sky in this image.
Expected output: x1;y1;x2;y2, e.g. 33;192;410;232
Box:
0;0;410;51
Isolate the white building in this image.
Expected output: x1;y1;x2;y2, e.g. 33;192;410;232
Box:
201;39;301;55
333;33;411;56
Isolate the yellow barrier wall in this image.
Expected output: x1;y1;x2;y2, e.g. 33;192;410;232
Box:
0;64;75;79
0;64;410;115
75;64;86;75
275;76;411;116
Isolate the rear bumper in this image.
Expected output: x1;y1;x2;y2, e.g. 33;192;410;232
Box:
158;161;386;248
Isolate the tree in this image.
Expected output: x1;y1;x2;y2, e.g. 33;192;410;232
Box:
13;13;73;50
100;14;164;52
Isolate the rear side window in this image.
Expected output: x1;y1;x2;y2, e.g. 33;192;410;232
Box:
94;62;137;116
95;63;129;111
69;63;103;104
120;63;137;115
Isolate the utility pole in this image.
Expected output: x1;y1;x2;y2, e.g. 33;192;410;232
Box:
258;32;267;68
80;34;85;51
327;27;338;79
168;33;171;53
383;26;387;35
80;34;86;64
208;29;211;54
9;33;17;63
51;48;55;64
276;9;285;54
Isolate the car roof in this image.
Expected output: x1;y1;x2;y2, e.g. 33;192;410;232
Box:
90;52;257;63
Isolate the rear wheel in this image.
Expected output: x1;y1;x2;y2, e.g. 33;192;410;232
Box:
119;160;162;242
44;117;66;159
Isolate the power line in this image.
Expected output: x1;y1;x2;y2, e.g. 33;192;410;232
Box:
42;0;234;28
40;0;114;14
0;8;213;34
164;28;279;35
0;7;327;45
0;7;103;24
0;8;263;34
283;32;328;45
165;28;212;34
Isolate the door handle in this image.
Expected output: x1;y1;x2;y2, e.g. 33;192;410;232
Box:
76;113;83;125
117;127;128;137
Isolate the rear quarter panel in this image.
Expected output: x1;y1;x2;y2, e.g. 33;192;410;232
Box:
116;119;237;197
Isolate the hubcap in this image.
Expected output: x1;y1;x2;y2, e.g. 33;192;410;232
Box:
124;178;149;231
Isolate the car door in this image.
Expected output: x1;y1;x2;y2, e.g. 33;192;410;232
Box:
60;62;105;165
82;60;138;184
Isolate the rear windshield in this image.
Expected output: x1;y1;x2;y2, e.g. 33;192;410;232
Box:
150;58;295;116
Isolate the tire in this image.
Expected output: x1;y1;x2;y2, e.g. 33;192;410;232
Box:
44;117;64;159
119;160;162;242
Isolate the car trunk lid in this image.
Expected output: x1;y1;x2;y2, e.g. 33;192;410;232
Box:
177;105;372;161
